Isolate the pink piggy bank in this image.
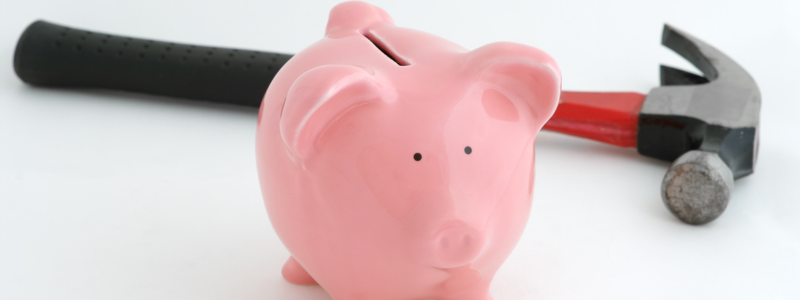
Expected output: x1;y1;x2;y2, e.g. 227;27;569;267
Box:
255;2;560;299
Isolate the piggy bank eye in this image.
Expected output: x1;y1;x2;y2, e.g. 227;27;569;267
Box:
413;153;422;161
464;146;472;155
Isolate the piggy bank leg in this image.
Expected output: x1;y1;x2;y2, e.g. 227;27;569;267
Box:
281;256;318;285
440;278;493;300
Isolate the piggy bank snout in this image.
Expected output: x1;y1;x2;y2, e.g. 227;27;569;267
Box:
429;221;485;269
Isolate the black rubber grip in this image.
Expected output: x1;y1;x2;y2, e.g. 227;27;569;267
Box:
13;20;293;107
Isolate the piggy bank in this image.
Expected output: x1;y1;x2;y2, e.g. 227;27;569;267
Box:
255;2;560;299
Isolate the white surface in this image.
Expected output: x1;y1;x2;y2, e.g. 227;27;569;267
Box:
1;0;799;299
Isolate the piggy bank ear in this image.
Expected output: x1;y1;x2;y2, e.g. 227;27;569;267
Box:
467;42;561;129
280;65;393;158
326;1;394;35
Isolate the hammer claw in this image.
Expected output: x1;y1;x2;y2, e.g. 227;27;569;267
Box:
660;65;709;86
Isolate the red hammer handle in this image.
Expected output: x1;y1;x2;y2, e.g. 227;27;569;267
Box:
544;91;646;148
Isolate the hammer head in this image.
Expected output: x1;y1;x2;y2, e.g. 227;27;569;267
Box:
637;25;760;224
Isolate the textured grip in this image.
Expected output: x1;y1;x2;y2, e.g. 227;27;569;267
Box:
13;20;293;107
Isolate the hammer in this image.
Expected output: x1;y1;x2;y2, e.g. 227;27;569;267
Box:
547;25;761;224
12;21;760;225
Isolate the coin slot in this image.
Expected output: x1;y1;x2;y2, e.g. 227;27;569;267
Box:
363;32;409;66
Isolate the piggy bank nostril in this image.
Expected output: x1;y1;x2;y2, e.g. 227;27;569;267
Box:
430;224;485;268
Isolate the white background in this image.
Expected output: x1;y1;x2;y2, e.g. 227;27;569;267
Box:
2;0;799;299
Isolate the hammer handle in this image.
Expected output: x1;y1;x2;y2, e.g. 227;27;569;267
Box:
14;20;646;148
13;20;291;107
544;92;645;147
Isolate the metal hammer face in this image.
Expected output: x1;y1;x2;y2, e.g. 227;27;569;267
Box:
638;25;761;224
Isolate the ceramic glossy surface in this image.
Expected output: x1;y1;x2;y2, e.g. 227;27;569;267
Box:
255;2;561;299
